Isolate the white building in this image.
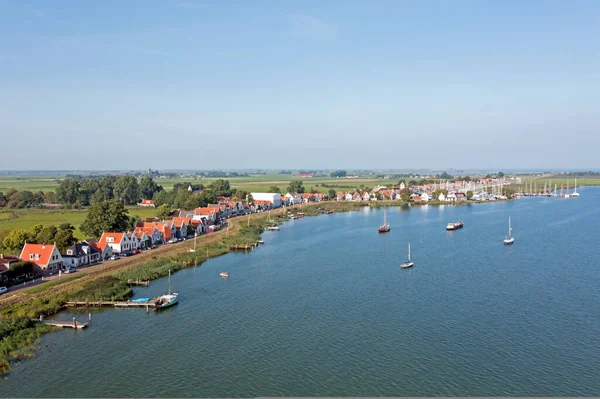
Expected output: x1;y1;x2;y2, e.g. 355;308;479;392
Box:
251;192;282;208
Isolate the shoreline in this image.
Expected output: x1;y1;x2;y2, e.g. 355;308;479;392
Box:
0;198;510;374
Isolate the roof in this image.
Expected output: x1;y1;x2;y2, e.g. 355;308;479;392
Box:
171;217;191;228
194;208;217;216
140;199;155;205
99;232;125;243
65;243;100;257
19;243;58;265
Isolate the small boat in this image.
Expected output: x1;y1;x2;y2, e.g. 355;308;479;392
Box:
503;217;515;245
325;210;333;214
154;270;178;311
267;226;280;231
131;297;151;303
258;240;265;244
572;178;580;197
219;272;229;278
379;209;390;233
297;213;304;218
400;243;414;269
446;221;464;230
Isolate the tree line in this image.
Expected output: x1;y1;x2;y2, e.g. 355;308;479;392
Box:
0;190;55;209
1;223;78;253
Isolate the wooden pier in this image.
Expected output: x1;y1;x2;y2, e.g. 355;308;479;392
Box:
229;241;263;251
126;280;150;286
36;315;92;330
65;301;154;310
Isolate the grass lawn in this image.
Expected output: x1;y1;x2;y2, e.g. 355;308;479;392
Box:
0;206;158;240
531;177;600;187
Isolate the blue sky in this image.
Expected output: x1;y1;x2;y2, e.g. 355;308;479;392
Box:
1;0;599;170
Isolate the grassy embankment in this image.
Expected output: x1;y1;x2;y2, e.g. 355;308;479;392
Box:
531;177;600;187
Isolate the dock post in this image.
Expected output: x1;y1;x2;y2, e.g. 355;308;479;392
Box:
146;303;149;313
73;317;77;329
88;313;92;324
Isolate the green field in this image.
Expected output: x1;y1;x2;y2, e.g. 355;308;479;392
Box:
531;177;600;187
0;206;158;240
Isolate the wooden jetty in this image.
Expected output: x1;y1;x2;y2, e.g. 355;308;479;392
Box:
126;279;150;286
65;301;154;311
37;315;91;330
229;241;262;251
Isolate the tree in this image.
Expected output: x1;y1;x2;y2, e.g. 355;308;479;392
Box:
287;180;305;194
44;191;56;204
139;176;162;199
35;226;58;245
502;186;516;199
408;180;417;187
497;171;505;178
127;215;142;231
328;189;336;199
207;179;232;197
55;178;81;206
432;188;449;200
114;176;140;205
400;188;412;202
268;185;281;194
330;170;347;178
439;172;453;180
2;229;28;251
464;175;471;182
187;223;196;237
157;204;171;220
80;200;130;238
466;190;473;199
54;229;77;252
152;190;175;207
6;261;34;280
0;191;6;207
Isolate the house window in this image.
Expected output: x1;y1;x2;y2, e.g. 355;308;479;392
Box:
107;237;114;242
30;254;34;260
35;254;40;260
67;250;73;255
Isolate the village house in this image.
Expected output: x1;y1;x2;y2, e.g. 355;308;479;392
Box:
438;192;446;201
134;225;163;246
19;243;64;275
170;217;191;239
0;254;19;283
362;192;371;201
133;230;150;249
193;208;218;225
98;232;136;254
446;192;458;201
420;193;431;202
62;242;101;268
352;192;362;201
455;192;468;201
84;239;113;260
284;192;303;205
345;192;354;201
138;199;155;207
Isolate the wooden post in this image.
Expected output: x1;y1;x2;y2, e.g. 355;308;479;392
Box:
88;313;92;324
73;317;77;329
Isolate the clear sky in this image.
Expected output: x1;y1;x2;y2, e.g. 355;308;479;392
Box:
1;0;599;171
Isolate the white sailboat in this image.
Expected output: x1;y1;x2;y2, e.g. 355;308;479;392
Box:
565;180;571;198
572;178;580;197
154;269;179;310
503;217;515;245
400;243;414;268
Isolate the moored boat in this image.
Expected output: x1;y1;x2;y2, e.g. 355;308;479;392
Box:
219;272;229;278
379;209;390;233
446;221;464;230
400;243;414;269
154;269;178;311
297;213;304;218
267;226;280;231
503;217;515;245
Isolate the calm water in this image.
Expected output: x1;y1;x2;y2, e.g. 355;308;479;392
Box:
3;188;600;397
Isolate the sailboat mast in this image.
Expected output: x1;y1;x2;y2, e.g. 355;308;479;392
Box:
168;269;171;295
408;243;411;261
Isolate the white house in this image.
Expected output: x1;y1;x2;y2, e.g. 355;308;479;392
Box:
62;243;102;268
345;192;353;201
421;193;431;202
98;232;136;254
362;192;371;201
283;192;302;205
138;199;155;207
19;243;64;275
251;193;282;208
438;193;446;201
446;193;457;201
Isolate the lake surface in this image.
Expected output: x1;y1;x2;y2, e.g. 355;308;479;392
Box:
3;188;600;397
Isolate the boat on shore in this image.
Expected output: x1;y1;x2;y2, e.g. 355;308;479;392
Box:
267;226;280;231
379;209;390;233
297;213;304;218
154;269;178;311
503;217;515;245
446;221;464;230
219;272;229;278
400;243;414;269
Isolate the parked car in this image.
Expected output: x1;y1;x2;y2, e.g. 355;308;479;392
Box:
110;255;120;260
0;286;8;295
168;238;177;244
65;267;76;274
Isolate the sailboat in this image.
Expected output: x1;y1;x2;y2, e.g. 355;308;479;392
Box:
267;209;275;223
503;217;515;245
565;180;571;198
378;208;390;233
189;232;197;252
154;269;179;311
400;243;414;268
572;178;580;197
